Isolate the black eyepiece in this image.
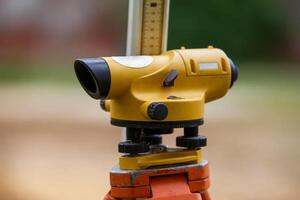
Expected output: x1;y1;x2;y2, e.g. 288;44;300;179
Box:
74;58;111;99
229;59;238;88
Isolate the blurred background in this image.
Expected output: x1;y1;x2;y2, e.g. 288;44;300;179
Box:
0;0;299;200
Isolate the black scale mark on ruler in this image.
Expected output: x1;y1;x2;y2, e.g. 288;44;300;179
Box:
151;2;158;7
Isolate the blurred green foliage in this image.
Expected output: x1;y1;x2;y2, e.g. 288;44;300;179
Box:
0;61;75;85
168;0;286;61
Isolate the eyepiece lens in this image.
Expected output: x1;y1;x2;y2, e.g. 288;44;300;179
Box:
74;58;111;99
74;61;97;93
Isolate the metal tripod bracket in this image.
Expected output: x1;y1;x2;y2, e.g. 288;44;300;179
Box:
109;160;211;199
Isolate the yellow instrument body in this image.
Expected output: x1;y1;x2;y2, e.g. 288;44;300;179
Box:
103;48;231;122
74;47;238;166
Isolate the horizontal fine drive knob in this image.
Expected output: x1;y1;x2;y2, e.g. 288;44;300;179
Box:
148;102;168;120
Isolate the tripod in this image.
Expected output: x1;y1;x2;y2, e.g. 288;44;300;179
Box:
103;126;211;200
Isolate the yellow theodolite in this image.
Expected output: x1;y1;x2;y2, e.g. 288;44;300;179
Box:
74;47;238;170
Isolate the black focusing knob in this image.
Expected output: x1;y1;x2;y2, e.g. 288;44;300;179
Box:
148;102;168;120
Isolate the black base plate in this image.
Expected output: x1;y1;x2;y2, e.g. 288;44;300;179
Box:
111;118;204;129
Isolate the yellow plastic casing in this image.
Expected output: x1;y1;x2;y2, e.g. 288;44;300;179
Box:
102;48;231;123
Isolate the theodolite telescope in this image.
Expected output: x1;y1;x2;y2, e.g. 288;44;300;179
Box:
74;47;238;156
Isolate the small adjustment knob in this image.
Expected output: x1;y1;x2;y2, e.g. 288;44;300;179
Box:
163;69;178;87
148;102;168;120
118;141;149;155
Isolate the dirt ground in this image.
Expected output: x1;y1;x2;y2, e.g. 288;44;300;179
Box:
0;81;299;200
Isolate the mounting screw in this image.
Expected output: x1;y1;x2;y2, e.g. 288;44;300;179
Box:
148;102;168;120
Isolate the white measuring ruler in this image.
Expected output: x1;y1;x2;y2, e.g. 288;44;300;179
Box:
126;0;170;56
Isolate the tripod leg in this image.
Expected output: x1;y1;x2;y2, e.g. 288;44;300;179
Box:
200;191;211;200
149;174;201;200
103;191;116;200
